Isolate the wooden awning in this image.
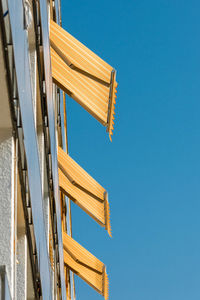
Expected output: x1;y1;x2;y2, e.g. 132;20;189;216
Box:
58;147;111;237
50;20;117;140
63;231;109;300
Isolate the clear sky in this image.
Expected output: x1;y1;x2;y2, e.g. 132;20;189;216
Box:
61;1;200;299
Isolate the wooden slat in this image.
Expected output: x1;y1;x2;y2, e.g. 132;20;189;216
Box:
51;48;109;125
50;21;118;139
50;20;112;84
58;146;105;201
58;164;112;236
63;232;109;299
63;232;103;273
107;72;117;141
59;169;105;224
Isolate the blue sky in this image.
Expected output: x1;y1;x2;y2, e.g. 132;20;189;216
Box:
61;1;200;299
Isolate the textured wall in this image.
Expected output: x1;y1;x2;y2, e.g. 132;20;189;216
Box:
0;269;1;298
16;229;27;300
0;137;14;297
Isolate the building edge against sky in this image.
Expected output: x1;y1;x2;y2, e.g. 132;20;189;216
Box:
0;0;117;299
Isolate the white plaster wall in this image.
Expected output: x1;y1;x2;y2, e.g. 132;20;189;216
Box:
0;273;1;298
0;137;14;298
16;229;27;300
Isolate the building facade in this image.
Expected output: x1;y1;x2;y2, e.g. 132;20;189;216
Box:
0;0;117;299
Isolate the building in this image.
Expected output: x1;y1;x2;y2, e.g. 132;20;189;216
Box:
0;0;117;299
